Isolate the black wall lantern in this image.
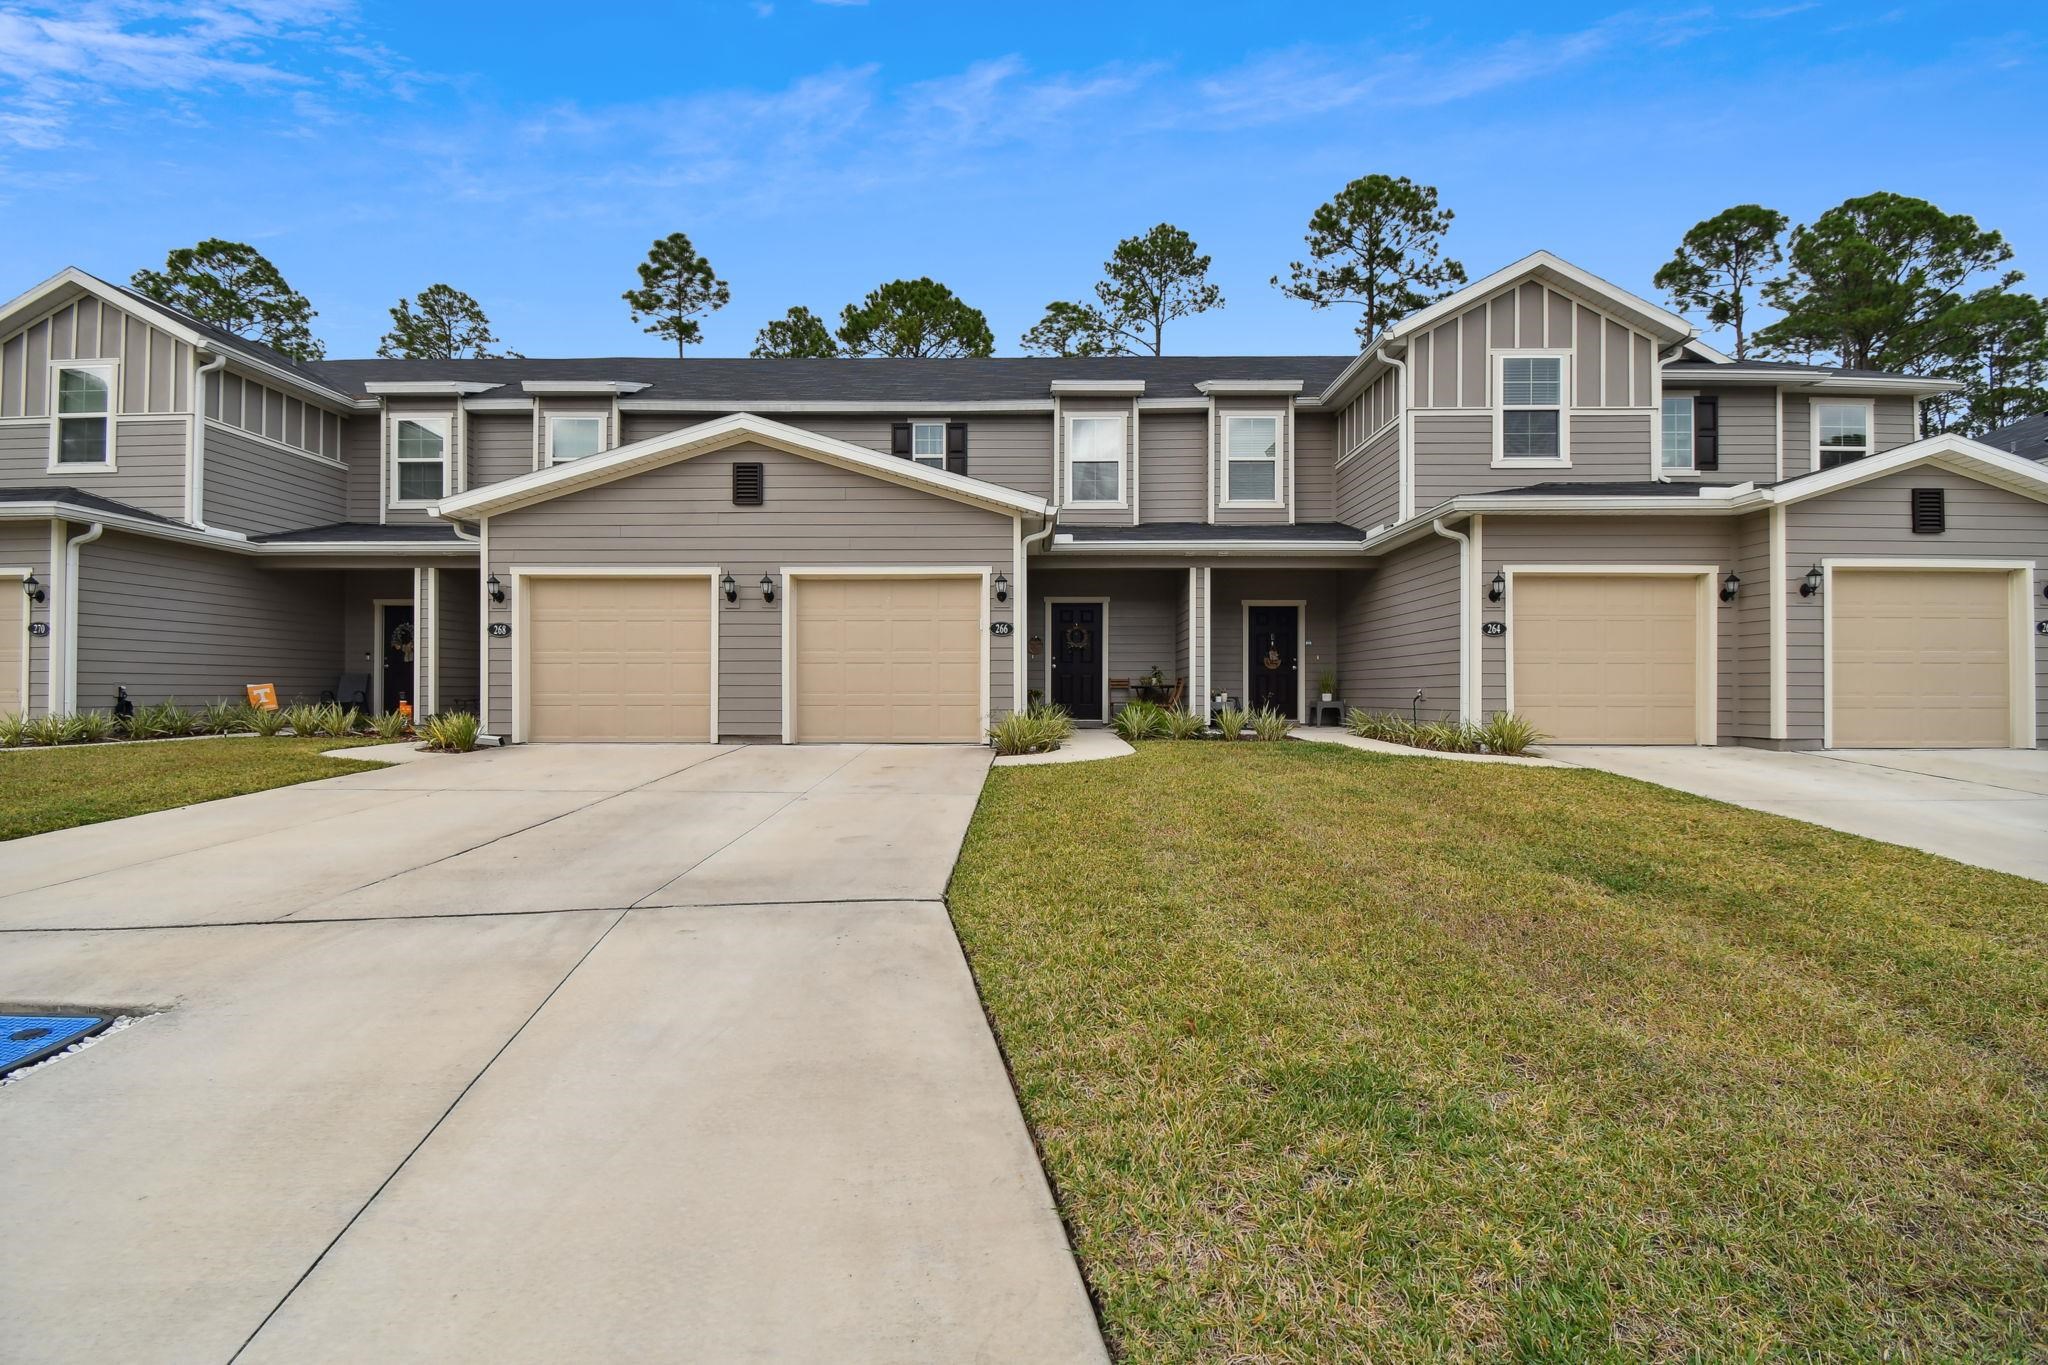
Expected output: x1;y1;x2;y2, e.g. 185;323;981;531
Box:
759;574;777;604
1719;571;1741;603
1488;569;1505;603
721;572;738;604
486;573;505;604
21;572;44;604
992;571;1009;604
1799;564;1824;598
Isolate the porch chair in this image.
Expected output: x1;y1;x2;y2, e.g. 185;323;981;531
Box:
322;673;370;711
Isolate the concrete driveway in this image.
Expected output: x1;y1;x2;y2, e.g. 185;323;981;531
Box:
1553;746;2048;883
0;743;1107;1364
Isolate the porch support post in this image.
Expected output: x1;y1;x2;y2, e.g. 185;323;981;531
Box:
1198;565;1213;716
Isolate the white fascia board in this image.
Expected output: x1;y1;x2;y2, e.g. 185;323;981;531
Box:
1658;366;1960;397
1805;375;1961;395
1196;379;1305;395
435;410;1050;520
615;398;1055;414
255;539;478;557
1049;380;1145;396
0;501;255;552
1047;539;1365;557
364;381;504;396
1763;435;2048;506
517;380;653;395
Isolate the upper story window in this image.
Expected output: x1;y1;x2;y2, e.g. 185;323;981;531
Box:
392;414;450;503
910;420;946;469
51;362;115;467
1222;414;1283;506
1494;353;1567;465
547;413;605;464
1815;402;1871;469
1066;413;1124;506
1661;396;1694;472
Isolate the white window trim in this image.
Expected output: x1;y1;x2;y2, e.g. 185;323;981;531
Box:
1490;349;1571;468
390;412;452;508
46;359;119;473
1810;399;1875;474
544;411;607;465
908;418;948;470
1661;392;1697;476
1064;410;1127;508
1220;411;1286;509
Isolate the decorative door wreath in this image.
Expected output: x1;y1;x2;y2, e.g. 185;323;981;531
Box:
1063;622;1091;651
389;619;415;663
1261;635;1283;671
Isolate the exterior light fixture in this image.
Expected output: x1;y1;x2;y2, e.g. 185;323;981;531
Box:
1800;564;1824;598
759;574;776;604
992;571;1009;604
1719;571;1741;603
21;572;44;604
721;572;738;604
1488;569;1505;603
486;574;505;604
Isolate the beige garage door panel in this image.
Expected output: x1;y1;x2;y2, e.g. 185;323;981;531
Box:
0;587;21;714
794;577;981;742
526;577;712;742
1832;570;2010;749
1514;575;1700;744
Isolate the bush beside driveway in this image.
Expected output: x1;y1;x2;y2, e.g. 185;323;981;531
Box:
949;740;2048;1361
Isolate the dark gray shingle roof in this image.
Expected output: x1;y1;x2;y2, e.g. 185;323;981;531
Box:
1057;521;1365;543
0;484;180;524
1980;414;2048;462
252;521;468;544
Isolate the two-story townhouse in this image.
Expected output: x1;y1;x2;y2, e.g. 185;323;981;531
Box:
2;253;2042;750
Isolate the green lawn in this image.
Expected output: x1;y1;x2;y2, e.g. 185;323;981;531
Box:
949;741;2048;1362
0;737;390;840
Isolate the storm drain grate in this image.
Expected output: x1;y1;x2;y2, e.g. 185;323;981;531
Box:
1;1014;109;1072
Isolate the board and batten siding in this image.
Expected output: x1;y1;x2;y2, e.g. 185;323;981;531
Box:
1408;280;1656;413
1476;515;1740;740
0;520;54;714
200;424;346;535
1335;422;1400;531
482;442;1018;739
1784;466;2048;746
72;531;341;709
0;293;194;418
203;368;344;461
1027;568;1180;703
1339;535;1460;716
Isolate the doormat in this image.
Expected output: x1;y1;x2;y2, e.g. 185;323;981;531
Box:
1;1014;110;1073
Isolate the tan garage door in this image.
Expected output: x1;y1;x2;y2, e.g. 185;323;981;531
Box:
525;576;712;742
1832;569;2011;748
0;582;21;714
1513;574;1701;743
792;576;981;742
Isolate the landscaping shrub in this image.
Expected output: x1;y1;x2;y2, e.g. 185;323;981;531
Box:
124;700;196;740
989;703;1073;756
195;700;248;735
420;711;482;752
1111;699;1167;742
370;710;412;740
1479;711;1544;755
0;711;25;747
280;703;327;738
245;705;290;737
1247;705;1295;742
1159;708;1208;740
71;711;116;743
316;704;363;738
1212;706;1251;740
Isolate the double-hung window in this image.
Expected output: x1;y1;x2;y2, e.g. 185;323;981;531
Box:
392;415;450;503
910;420;947;469
546;413;604;464
1661;396;1695;472
1495;354;1566;463
51;362;115;468
1222;414;1282;506
1815;402;1871;469
1066;413;1124;505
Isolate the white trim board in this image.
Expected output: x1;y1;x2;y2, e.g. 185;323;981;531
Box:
782;566;993;744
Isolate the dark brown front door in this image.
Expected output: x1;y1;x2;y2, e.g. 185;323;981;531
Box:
1050;601;1101;719
1247;605;1298;718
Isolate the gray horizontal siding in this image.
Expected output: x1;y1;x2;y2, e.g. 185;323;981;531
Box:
435;567;481;715
1785;466;2047;745
343;411;382;523
0;417;188;519
201;424;346;534
1208;568;1343;716
468;412;535;487
1027;568;1182;712
1341;535;1459;717
0;519;54;714
1476;515;1739;739
1335;423;1399;531
483;441;1019;739
1733;511;1772;740
1294;413;1335;523
1139;411;1204;523
1413;409;1652;506
73;530;342;710
1779;393;1920;478
1673;385;1779;484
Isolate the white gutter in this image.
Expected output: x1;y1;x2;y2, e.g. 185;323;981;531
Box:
1430;520;1472;723
1385;352;1413;522
61;522;103;713
1017;507;1059;711
188;351;230;529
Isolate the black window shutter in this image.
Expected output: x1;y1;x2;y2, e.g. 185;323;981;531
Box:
732;461;764;506
1694;395;1719;470
890;422;913;458
1910;487;1945;534
945;421;968;475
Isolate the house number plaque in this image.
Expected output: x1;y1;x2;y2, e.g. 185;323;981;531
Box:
990;622;1014;637
27;622;49;637
489;623;512;637
1482;621;1505;637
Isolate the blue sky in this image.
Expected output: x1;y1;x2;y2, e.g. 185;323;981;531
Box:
0;1;2040;359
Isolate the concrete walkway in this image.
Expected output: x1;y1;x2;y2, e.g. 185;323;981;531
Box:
0;743;1107;1364
1553;746;2048;883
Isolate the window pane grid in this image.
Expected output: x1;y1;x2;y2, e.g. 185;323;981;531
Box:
1069;417;1122;501
1501;357;1561;407
1661;396;1694;470
394;418;447;501
57;367;110;415
1502;410;1560;457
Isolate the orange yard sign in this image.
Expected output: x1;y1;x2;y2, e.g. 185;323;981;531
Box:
245;683;279;711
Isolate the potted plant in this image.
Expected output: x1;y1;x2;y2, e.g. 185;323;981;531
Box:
1317;668;1338;704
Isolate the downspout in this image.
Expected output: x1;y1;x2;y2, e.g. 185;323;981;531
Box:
62;522;104;713
1430;518;1470;723
189;351;229;529
1018;505;1059;710
1385;351;1413;523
